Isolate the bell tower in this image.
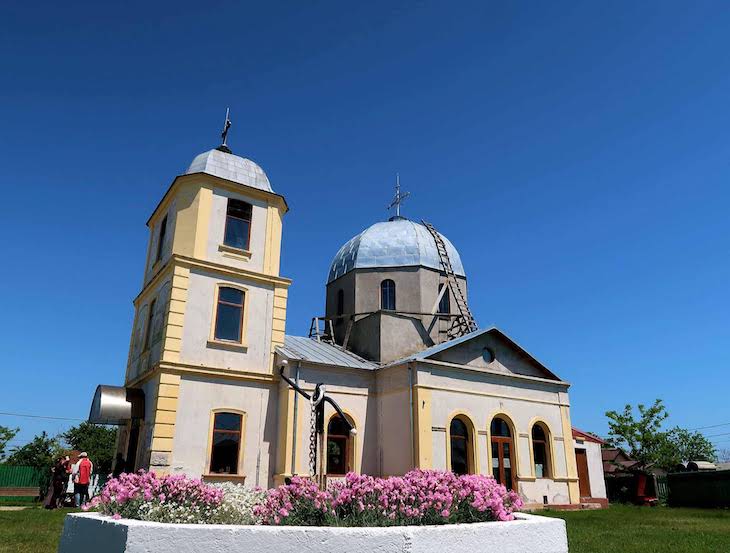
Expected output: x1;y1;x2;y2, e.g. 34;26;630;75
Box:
119;117;291;481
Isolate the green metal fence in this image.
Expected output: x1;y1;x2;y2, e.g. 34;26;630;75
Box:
668;470;730;508
656;475;669;503
0;465;44;488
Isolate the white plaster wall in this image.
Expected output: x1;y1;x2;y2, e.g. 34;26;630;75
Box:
171;376;278;488
575;440;607;499
206;188;268;273
59;512;569;553
180;269;274;373
290;364;378;476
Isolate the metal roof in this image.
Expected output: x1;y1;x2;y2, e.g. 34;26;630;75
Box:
327;218;465;283
186;149;273;192
277;335;379;370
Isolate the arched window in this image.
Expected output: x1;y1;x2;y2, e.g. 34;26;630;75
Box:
380;279;396;311
336;289;344;316
437;283;450;314
214;287;245;342
450;417;471;475
209;411;243;475
490;417;516;490
327;415;353;475
532;424;550;478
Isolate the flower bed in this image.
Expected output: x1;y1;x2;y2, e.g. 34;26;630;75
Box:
85;470;521;527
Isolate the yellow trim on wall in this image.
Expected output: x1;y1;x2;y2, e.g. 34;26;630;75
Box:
560;405;580;504
413;384;568;407
413;386;433;469
204;408;247;477
445;410;480;475
274;385;296;482
193;186;213;259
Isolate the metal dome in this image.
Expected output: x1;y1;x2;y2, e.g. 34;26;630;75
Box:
186;148;273;193
327;218;466;283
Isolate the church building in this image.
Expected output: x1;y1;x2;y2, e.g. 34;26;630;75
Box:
89;130;605;508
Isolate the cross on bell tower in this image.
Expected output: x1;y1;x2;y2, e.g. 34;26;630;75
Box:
387;173;410;220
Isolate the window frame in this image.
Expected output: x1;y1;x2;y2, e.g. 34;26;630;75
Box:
210;284;249;347
437;283;451;315
489;415;517;491
205;409;246;478
223;198;253;252
143;298;156;352
380;279;396;311
446;413;477;475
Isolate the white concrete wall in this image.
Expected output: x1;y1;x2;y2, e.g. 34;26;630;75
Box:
59;512;569;553
171;375;278;488
574;439;607;499
179;269;274;373
205;188;268;273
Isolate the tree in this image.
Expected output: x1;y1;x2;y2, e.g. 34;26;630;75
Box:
0;426;19;462
6;431;61;469
62;422;118;475
605;399;669;469
664;427;716;467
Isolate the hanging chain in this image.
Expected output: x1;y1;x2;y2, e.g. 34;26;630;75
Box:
309;397;317;476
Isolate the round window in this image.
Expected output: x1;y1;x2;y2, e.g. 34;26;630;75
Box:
482;347;495;363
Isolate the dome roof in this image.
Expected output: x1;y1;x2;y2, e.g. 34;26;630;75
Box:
186;148;273;193
327;218;466;283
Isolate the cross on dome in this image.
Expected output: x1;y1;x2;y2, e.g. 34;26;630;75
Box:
387;173;410;220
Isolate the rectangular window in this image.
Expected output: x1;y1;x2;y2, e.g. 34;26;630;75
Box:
214;287;245;342
223;199;252;251
143;299;156;351
209;412;242;474
437;283;450;314
155;215;168;263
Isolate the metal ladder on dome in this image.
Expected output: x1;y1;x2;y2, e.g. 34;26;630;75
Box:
421;220;478;339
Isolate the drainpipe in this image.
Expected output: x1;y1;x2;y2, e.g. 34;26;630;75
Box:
290;361;301;475
408;363;415;469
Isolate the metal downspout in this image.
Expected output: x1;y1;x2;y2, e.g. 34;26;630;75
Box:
291;361;301;475
408;363;415;469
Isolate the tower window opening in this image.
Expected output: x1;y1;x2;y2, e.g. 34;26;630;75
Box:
336;289;344;316
437;283;450;314
155;215;168;263
224;199;252;251
214;287;245;342
143;299;156;352
380;279;396;311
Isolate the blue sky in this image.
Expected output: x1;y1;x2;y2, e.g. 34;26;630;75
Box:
1;1;729;452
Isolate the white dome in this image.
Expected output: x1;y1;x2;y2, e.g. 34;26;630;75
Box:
186;148;273;192
327;218;466;283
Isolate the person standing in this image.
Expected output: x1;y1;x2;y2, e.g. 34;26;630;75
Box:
43;457;66;509
73;452;93;507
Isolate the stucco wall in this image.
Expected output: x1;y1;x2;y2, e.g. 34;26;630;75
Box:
179;269;274;373
205;187;269;273
144;200;177;286
171;375;278;488
419;365;572;505
289;363;378;476
127;278;172;381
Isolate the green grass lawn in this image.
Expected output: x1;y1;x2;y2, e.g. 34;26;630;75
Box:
1;504;729;553
542;504;730;553
0;507;77;553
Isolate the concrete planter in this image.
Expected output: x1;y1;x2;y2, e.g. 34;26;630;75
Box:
58;512;568;553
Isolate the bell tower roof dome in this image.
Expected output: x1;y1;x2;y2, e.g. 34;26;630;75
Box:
327;218;466;283
186;148;273;193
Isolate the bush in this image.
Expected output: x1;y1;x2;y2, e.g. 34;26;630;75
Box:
255;470;522;526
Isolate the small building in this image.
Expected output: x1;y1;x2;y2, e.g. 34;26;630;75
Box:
571;428;608;507
88;133;602;508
